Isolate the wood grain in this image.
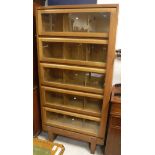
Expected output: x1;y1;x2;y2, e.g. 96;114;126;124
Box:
37;4;118;10
39;8;115;14
98;10;118;138
104;85;121;155
40;63;106;74
44;107;101;122
42;86;103;99
38;37;108;45
35;4;119;153
39;32;109;38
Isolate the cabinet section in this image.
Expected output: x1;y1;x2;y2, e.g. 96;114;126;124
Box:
43;107;100;136
38;38;108;67
41;86;103;117
40;63;106;94
37;8;111;37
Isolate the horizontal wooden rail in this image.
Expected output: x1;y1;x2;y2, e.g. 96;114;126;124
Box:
39;32;109;38
39;37;108;45
41;63;106;74
39;8;115;14
44;107;101;122
42;86;103;99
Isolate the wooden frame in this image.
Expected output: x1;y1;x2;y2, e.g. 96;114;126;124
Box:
41;86;103;117
41;86;103;99
36;7;115;37
36;4;118;154
44;125;104;153
38;8;115;13
43;107;101;122
37;4;119;10
43;107;100;137
40;63;105;94
40;63;106;73
38;37;107;68
98;9;118;138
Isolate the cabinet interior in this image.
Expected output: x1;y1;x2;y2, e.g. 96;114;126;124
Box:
43;67;105;89
41;12;110;33
45;90;102;114
42;42;108;64
42;42;63;58
46;111;99;135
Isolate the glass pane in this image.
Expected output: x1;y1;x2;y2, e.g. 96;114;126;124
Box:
69;12;110;32
84;120;99;134
44;68;63;83
41;12;110;33
65;94;84;109
44;90;102;114
46;111;99;135
64;70;85;86
42;42;63;58
43;67;104;89
85;98;102;113
64;43;86;60
41;41;108;63
86;72;105;88
46;91;63;105
42;14;63;32
87;45;107;62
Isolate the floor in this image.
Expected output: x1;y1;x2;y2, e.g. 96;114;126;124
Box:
38;132;103;155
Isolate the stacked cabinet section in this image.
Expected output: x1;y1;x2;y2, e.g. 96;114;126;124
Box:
38;38;108;67
37;9;111;37
36;4;118;154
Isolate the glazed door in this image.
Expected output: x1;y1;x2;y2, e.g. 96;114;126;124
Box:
40;63;106;94
41;86;103;117
37;8;114;37
38;37;108;67
43;107;101;136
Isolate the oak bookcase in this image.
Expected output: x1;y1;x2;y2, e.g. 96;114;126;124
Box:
36;4;118;154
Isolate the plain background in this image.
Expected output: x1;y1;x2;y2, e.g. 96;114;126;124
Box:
0;0;155;155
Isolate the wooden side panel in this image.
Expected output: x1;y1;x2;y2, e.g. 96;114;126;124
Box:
33;87;41;136
98;9;118;138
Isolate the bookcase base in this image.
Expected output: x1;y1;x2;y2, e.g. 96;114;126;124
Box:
43;124;104;154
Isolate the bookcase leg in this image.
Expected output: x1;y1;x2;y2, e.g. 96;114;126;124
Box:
48;130;56;141
90;140;97;154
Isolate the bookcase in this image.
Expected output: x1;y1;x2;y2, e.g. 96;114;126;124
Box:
36;4;118;153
